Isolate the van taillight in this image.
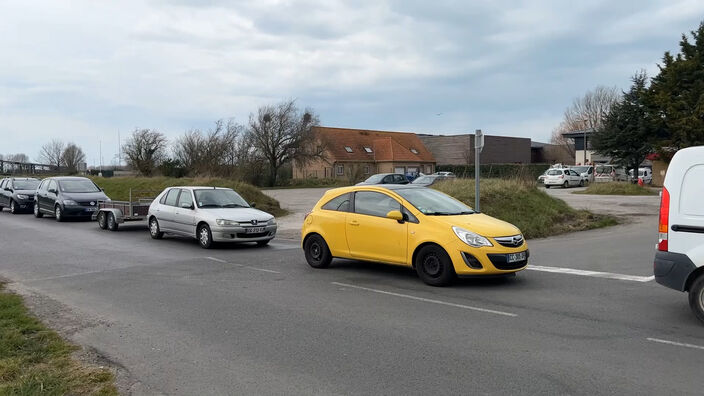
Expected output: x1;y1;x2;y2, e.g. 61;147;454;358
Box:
658;187;670;252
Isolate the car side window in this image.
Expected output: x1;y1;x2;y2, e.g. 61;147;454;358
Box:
354;191;400;218
47;180;57;193
164;188;180;206
177;189;193;208
382;176;392;183
321;193;350;212
394;175;406;183
401;206;419;224
0;179;5;189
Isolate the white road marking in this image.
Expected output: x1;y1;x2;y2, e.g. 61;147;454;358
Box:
20;270;108;283
527;265;655;282
205;257;280;273
647;338;704;351
331;282;517;317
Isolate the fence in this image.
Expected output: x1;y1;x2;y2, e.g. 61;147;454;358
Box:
0;160;59;175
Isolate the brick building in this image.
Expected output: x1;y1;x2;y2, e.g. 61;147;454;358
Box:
417;133;531;165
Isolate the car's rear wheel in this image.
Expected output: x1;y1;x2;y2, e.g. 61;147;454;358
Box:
304;234;332;268
97;212;107;229
107;213;118;231
149;217;163;239
10;200;17;214
688;274;704;324
198;224;213;249
415;245;455;286
34;203;43;218
54;205;63;222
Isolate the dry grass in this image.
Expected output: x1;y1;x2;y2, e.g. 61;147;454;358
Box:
574;182;658;196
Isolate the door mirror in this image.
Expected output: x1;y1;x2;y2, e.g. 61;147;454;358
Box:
180;202;194;210
386;210;404;222
4;187;11;192
250;202;256;208
48;188;57;194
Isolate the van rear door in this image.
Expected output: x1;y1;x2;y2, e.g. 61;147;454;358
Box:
666;148;704;263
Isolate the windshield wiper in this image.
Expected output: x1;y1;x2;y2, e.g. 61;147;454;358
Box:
425;211;474;216
222;203;247;208
199;204;222;208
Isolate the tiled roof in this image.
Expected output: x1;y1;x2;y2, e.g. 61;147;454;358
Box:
314;126;435;162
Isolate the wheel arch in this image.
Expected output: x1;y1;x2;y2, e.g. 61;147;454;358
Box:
196;220;210;237
411;241;446;269
685;266;704;292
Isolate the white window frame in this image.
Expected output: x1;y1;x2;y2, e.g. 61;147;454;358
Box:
336;165;344;176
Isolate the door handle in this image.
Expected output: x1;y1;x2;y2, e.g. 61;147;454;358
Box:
349;220;359;226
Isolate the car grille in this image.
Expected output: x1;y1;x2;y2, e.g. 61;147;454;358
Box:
487;253;529;270
493;235;524;248
78;201;97;207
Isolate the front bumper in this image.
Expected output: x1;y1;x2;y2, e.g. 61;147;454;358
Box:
62;205;99;217
654;251;696;291
13;198;35;211
447;239;529;275
211;224;277;243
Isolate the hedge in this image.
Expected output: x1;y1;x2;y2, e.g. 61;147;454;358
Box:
436;163;551;180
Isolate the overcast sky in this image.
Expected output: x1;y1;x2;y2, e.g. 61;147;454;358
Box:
1;0;702;166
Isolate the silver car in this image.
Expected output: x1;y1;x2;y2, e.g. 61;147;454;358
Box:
148;186;277;248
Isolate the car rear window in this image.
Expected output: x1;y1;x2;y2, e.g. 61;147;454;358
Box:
164;188;180;206
547;170;562;176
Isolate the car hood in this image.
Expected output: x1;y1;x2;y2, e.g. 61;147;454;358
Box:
61;191;110;201
199;207;273;222
430;213;521;237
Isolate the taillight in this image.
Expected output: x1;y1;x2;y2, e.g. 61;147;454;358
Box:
559;175;564;179
657;187;670;251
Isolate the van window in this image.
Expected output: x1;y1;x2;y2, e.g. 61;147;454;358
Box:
680;165;704;217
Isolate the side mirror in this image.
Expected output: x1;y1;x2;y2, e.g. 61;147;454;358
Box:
180;203;194;210
386;210;404;222
48;188;57;194
4;187;11;192
250;202;256;208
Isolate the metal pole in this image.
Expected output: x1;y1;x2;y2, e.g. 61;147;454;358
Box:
583;129;587;165
474;129;482;212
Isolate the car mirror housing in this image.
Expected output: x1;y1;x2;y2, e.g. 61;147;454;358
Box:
386;210;404;222
181;203;194;210
250;202;256;208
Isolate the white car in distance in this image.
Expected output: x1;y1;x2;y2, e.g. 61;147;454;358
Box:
543;169;583;188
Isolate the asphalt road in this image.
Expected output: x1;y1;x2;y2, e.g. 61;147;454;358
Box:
1;210;703;395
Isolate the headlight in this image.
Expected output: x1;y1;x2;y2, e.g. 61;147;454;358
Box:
452;226;493;248
267;218;276;225
63;199;78;206
216;219;238;226
16;194;29;200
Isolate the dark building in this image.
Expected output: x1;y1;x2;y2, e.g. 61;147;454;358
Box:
417;133;531;165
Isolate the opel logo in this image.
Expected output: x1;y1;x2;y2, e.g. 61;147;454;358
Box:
251;220;258;225
512;237;520;245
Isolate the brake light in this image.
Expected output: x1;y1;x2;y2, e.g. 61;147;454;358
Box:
658;187;670;251
559;175;564;179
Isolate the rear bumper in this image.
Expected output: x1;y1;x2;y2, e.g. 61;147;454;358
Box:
654;251;696;291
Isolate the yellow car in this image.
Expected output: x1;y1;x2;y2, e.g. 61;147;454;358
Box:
301;185;529;286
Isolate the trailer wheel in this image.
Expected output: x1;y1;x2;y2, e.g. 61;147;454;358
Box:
107;213;119;231
97;212;108;230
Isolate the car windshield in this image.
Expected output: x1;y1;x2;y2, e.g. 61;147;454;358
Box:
395;188;474;216
14;180;40;190
194;189;249;208
363;174;385;184
571;166;589;173
412;176;436;184
58;179;100;193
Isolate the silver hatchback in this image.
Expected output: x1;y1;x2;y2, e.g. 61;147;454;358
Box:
147;186;277;248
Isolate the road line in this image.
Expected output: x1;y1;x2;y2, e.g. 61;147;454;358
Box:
527;265;654;282
20;270;108;283
205;257;227;263
244;266;281;274
331;282;517;317
646;338;704;351
205;257;280;273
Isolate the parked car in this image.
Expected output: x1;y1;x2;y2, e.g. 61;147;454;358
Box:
543;169;583;188
570;165;594;183
356;173;409;185
434;171;456;178
0;177;40;214
594;164;628;182
301;185;528;286
34;177;109;221
411;174;449;187
628;168;653;184
148;186;277;249
653;145;704;323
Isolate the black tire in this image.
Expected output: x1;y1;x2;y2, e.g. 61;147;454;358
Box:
10;200;17;214
304;234;332;268
34;203;43;218
149;217;163;239
97;212;108;229
256;239;271;247
107;213;118;231
54;205;63;222
544;185;550;189
415;244;455;286
198;224;213;249
688;275;704;324
563;181;569;189
579;180;584;187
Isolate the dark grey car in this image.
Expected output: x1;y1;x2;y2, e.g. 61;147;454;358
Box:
34;176;110;221
356;173;409;185
0;177;40;214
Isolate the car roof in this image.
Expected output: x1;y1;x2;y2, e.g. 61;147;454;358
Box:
49;176;92;180
169;186;231;190
8;177;39;180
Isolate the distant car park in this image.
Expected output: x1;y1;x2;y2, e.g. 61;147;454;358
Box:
595;165;629;183
433;171;456;178
356;173;409;185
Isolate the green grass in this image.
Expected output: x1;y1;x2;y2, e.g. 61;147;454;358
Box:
434;178;618;239
0;284;118;395
88;176;288;217
574;182;658;196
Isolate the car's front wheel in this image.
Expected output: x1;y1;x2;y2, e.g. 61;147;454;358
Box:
10;200;17;214
545;185;550;189
256;239;271;247
415;244;455;286
688;274;704;324
149;217;163;239
579;180;585;187
34;203;43;218
304;234;332;268
198;224;213;249
54;205;63;222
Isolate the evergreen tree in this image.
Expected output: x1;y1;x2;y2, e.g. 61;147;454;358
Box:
592;72;657;179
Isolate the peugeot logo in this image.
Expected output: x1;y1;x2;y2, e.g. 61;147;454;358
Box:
251;220;258;225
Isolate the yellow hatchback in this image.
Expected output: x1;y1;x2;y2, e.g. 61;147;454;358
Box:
301;185;529;286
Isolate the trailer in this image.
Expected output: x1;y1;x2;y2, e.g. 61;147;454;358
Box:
94;189;159;231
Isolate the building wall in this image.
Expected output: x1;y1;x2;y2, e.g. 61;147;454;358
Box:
419;134;531;165
652;160;668;187
574;150;611;165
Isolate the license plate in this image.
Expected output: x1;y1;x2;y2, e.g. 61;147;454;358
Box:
85;207;97;212
507;251;527;263
245;227;266;234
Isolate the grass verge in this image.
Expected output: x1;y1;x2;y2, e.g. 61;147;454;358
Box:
573;182;658;196
0;283;117;395
434;178;618;239
88;176;288;217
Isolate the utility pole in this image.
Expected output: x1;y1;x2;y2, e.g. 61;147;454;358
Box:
474;129;484;212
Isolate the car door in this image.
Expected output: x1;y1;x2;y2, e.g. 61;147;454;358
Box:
570;170;581;185
0;179;8;206
345;191;408;265
156;188;180;232
45;180;59;211
173;189;196;235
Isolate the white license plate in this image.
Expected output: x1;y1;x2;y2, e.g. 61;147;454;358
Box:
245;227;266;234
85;207;98;212
507;251;527;263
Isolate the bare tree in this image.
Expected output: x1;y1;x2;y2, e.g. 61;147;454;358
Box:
39;139;65;169
551;86;621;162
173;120;238;176
61;143;86;174
122;129;168;176
247;99;324;186
6;153;29;163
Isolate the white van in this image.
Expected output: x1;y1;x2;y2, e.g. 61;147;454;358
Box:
654;146;704;323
